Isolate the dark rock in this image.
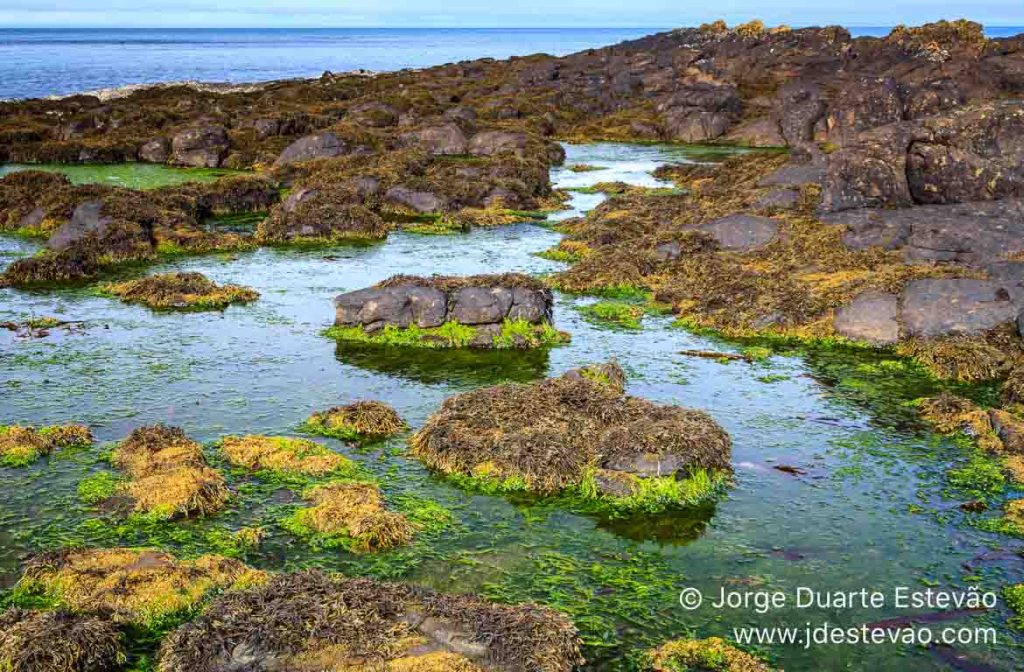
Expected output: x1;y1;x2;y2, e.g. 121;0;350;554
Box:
698;214;779;251
900;279;1018;338
170;124;229;168
826;76;905;142
820;123;918;212
469;323;503;348
756;162;824;188
138;138;169;163
384;186;447;213
48;201;113;251
723;117;786;147
508;287;552;323
334;286;448;329
273;132;347;167
833;290;901;345
603;452;690;477
753;188;800;211
399;124;468;155
467;131;528;157
990;409;1024;453
450;287;514;324
773;80;826;147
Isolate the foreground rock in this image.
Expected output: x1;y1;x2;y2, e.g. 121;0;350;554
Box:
102;272;259;311
0;609;124;672
158;569;583;672
330;273;568;349
412;362;732;510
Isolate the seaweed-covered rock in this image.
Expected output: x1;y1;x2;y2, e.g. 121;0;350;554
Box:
303;401;406;441
400;123;469;155
257;188;388;244
282;481;414;552
219;435;354;477
171;123;229;167
16;548;265;627
157;569;583;672
331;274;564;349
0;608;124;672
111;425;229;518
0;424;92;467
647;637;777;672
273;132;348;167
411;362;731;509
102;272;258;311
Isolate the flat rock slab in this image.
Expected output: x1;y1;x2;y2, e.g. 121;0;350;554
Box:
833;290;900;345
825;198;1024;265
698;214;779;251
753;188;800;211
900;279;1018;338
756;162;824;188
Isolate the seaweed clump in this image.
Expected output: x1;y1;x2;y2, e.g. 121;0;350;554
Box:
157;569;583;672
281;481;415;552
0;424;92;467
303;401;406;441
647;637;777;671
218;434;355;477
14;548;265;628
102;272;258;311
0;608;125;672
411;362;732;511
111;425;229;518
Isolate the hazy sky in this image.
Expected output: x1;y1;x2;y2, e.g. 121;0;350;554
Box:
0;1;1020;28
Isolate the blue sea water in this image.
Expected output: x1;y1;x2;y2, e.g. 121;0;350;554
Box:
1;26;1021;100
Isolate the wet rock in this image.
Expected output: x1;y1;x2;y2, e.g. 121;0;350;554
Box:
467;130;528;157
384;185;448;213
469;323;503;347
400;123;468;155
508;286;552;322
900;279;1018;338
273;132;347;166
990;409;1024;453
171;123;229;167
753;188;800;211
833;290;901;345
138;138;169;163
591;469;639;497
659;83;742;143
698;214;779;251
451;287;514;324
334;286;448;329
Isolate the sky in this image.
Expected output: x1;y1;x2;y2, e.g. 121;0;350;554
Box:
0;0;1020;28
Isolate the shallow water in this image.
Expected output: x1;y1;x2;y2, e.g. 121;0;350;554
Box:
0;142;1022;670
0;163;241;189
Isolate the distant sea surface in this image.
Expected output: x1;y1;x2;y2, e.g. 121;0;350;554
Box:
1;26;1022;100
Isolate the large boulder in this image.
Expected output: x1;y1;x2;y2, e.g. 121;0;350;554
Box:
399;123;468;155
450;287;515;324
335;286;448;329
257;187;387;243
900;279;1018;338
467;130;528;157
273;132;347;167
698;214;779;251
171;124;229;168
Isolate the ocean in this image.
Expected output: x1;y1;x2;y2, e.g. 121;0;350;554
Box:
1;26;1021;101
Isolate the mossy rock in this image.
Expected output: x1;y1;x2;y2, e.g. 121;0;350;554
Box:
101;272;258;311
281;481;415;553
302;401;406;442
0;424;92;468
411;362;732;512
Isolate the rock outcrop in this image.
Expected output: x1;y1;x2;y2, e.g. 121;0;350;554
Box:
332;274;561;348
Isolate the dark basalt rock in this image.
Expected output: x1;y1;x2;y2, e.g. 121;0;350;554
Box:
900;278;1018;338
698;214;779;251
171;124;229;168
334;274;554;332
273;132;348;167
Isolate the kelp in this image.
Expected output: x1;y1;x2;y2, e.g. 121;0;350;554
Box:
303;401;406;441
0;609;125;672
102;272;258;310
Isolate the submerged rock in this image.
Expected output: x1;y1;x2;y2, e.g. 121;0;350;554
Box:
157;569;583;672
411;362;731;510
331;274;565;349
303;401;406;441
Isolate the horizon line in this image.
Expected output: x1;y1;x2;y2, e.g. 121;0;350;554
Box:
4;23;1023;29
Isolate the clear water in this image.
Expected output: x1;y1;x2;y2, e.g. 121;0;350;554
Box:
2;26;1020;101
0;143;1021;670
0;163;242;189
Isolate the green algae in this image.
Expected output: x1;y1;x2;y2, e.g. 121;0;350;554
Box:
324;318;568;350
77;471;122;505
1005;584;1024;632
0;163;242;190
579;301;645;329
